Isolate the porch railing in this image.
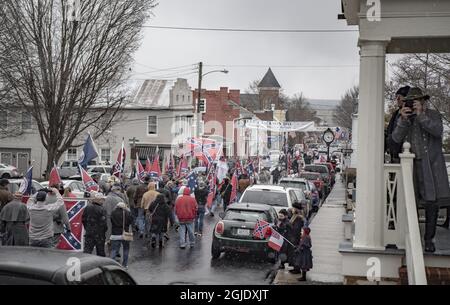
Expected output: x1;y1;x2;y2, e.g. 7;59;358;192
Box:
383;142;427;285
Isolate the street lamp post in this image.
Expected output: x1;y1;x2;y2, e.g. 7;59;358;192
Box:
195;62;228;138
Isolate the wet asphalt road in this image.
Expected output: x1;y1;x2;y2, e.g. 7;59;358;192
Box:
126;210;275;285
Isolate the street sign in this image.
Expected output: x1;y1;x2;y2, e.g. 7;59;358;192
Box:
341;148;354;154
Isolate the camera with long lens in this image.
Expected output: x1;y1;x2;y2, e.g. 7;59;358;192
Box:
404;100;416;119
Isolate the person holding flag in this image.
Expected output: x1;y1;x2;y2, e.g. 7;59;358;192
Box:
273;209;292;270
219;177;232;211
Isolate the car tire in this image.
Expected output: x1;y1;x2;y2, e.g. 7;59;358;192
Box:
1;173;11;179
211;240;221;259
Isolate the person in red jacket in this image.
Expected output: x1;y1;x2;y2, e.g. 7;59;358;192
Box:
174;187;198;249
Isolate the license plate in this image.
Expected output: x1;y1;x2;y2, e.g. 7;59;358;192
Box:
236;229;250;236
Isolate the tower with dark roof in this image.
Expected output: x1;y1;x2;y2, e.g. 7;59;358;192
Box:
257;68;282;111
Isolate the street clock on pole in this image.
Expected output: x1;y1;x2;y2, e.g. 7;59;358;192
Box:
322;128;335;162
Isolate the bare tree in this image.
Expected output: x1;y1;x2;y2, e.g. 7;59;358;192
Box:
388;53;450;126
286;93;320;123
0;0;156;174
333;86;359;130
245;79;261;94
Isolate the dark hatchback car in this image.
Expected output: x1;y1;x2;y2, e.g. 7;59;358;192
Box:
0;247;137;285
211;203;278;260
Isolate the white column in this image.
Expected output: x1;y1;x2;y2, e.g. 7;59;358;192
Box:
353;41;388;250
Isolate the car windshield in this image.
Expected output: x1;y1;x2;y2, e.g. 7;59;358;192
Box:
224;210;268;222
304;166;328;174
279;181;307;191
241;190;288;207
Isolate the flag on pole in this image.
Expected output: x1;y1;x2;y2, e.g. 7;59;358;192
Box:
145;157;152;174
48;162;62;187
149;151;161;179
19;166;33;195
253;219;271;240
79;165;99;192
206;170;217;208
177;155;188;178
268;229;284;252
168;153;175;176
135;153;146;183
216;159;229;183
230;171;238;203
78;134;98;169
112;140;126;179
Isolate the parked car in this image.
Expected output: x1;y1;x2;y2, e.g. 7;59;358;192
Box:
7;179;44;195
0;164;21;179
0;247;136;285
69;166;111;182
41;180;86;198
211;203;278;260
239;184;304;213
278;177;313;214
318;162;336;186
59;160;80;179
303;164;331;195
299;172;325;199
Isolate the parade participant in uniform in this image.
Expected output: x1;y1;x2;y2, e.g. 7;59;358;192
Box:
174;187;197;249
110;202;133;269
0;192;29;246
82;192;108;256
27;188;65;248
386;86;410;163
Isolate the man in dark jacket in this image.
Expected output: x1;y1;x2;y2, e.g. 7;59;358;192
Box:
194;180;209;236
386;86;410;163
271;166;281;184
392;88;450;252
0;179;13;213
82;192;107;256
220;178;232;211
0;192;29;246
126;178;139;224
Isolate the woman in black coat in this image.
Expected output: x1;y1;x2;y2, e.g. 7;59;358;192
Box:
149;194;171;248
295;227;313;281
287;203;305;274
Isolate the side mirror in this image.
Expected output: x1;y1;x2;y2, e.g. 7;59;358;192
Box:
219;212;225;219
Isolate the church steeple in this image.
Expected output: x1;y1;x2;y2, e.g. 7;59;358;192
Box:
258;68;281;88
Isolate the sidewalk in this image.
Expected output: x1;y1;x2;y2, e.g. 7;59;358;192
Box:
274;177;346;284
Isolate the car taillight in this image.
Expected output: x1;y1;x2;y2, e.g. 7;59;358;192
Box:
215;221;224;235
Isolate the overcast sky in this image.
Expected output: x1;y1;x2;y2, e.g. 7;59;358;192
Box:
130;0;361;100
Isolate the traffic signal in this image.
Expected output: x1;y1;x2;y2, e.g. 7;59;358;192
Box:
198;99;206;113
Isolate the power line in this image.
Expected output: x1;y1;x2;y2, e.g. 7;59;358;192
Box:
142;25;358;33
204;64;358;69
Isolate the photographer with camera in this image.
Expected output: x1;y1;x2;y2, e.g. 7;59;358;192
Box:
392;88;450;252
27;187;66;248
386;86;410;163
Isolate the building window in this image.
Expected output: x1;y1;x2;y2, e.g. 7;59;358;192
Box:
67;148;77;160
182;95;185;102
22;112;32;130
188;95;190;102
0;110;7;129
147;116;157;135
100;148;111;163
176;95;179;102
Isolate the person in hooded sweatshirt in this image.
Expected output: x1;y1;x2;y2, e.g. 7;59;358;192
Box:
110;202;133;269
174;187;197;249
0;192;29;246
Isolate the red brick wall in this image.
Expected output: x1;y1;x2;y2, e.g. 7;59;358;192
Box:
192;87;241;156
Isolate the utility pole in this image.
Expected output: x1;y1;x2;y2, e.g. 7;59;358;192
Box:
196;61;203;138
